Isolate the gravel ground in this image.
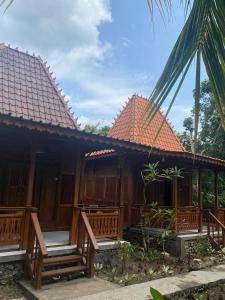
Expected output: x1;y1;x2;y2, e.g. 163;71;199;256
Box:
0;284;26;300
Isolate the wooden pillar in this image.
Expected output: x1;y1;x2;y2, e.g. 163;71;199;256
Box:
214;171;219;210
79;155;86;204
197;168;202;232
69;151;83;245
118;155;125;239
22;144;36;250
26;144;36;207
172;177;178;234
127;166;134;227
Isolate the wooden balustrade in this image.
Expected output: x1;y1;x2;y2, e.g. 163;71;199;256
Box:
77;211;99;277
83;207;121;239
25;212;48;289
70;206;121;242
0;207;26;248
131;205;172;229
176;207;201;233
216;208;225;225
131;205;202;234
207;211;225;250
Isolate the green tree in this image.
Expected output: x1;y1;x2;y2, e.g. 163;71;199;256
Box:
180;80;225;208
180;80;225;159
145;1;225;152
84;123;110;136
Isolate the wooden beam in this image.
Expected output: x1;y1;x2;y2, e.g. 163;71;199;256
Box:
118;155;125;239
197;168;203;232
23;144;36;249
72;151;83;206
197;169;202;209
214;171;219;210
26;144;36;207
172;177;178;234
127;166;134;227
70;150;83;244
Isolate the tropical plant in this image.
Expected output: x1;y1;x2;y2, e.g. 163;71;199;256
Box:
150;287;165;300
140;162;182;253
116;240;135;275
109;267;117;282
147;267;156;280
94;262;103;275
161;264;174;275
120;272;136;286
145;0;225;152
194;235;214;257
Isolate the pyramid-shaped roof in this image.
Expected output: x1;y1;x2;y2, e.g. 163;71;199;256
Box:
0;44;77;129
108;94;185;152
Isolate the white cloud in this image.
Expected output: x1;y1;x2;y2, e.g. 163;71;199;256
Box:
0;0;112;77
0;0;153;127
162;104;192;132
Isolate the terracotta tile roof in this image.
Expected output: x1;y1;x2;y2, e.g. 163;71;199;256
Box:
108;94;185;152
0;44;77;129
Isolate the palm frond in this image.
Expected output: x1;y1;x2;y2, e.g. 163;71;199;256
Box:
0;0;14;13
144;0;225;153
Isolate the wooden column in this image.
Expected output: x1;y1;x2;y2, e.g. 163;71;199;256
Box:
172;177;178;234
69;151;83;245
197;168;203;232
118;155;125;239
22;144;36;250
127;166;134;227
214;171;219;210
79;155;86;204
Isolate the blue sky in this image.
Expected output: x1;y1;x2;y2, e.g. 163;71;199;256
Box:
0;0;207;132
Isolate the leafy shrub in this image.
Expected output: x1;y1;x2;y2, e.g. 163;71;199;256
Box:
116;240;134;274
195;235;213;257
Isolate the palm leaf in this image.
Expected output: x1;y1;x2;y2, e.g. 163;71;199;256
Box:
144;0;225;153
0;0;14;13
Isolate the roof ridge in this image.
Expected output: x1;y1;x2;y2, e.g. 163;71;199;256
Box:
37;56;78;129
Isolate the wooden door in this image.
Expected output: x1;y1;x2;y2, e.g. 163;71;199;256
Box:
5;163;27;207
37;164;59;230
58;174;74;229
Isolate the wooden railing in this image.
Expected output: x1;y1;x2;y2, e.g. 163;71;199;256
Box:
176;207;202;233
207;211;225;250
0;207;26;248
70;206;121;243
26;212;48;289
216;208;225;225
131;205;172;229
77;211;99;277
131;205;202;234
83;207;121;239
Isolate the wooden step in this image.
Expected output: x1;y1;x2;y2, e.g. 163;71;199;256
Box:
43;255;82;266
42;265;88;278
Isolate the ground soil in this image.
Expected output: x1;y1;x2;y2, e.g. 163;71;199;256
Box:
97;247;225;286
0;284;26;300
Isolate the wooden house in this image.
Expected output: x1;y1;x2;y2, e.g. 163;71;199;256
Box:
0;45;225;288
83;95;225;238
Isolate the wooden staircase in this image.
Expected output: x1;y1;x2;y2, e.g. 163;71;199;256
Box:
207;211;225;250
26;211;98;289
